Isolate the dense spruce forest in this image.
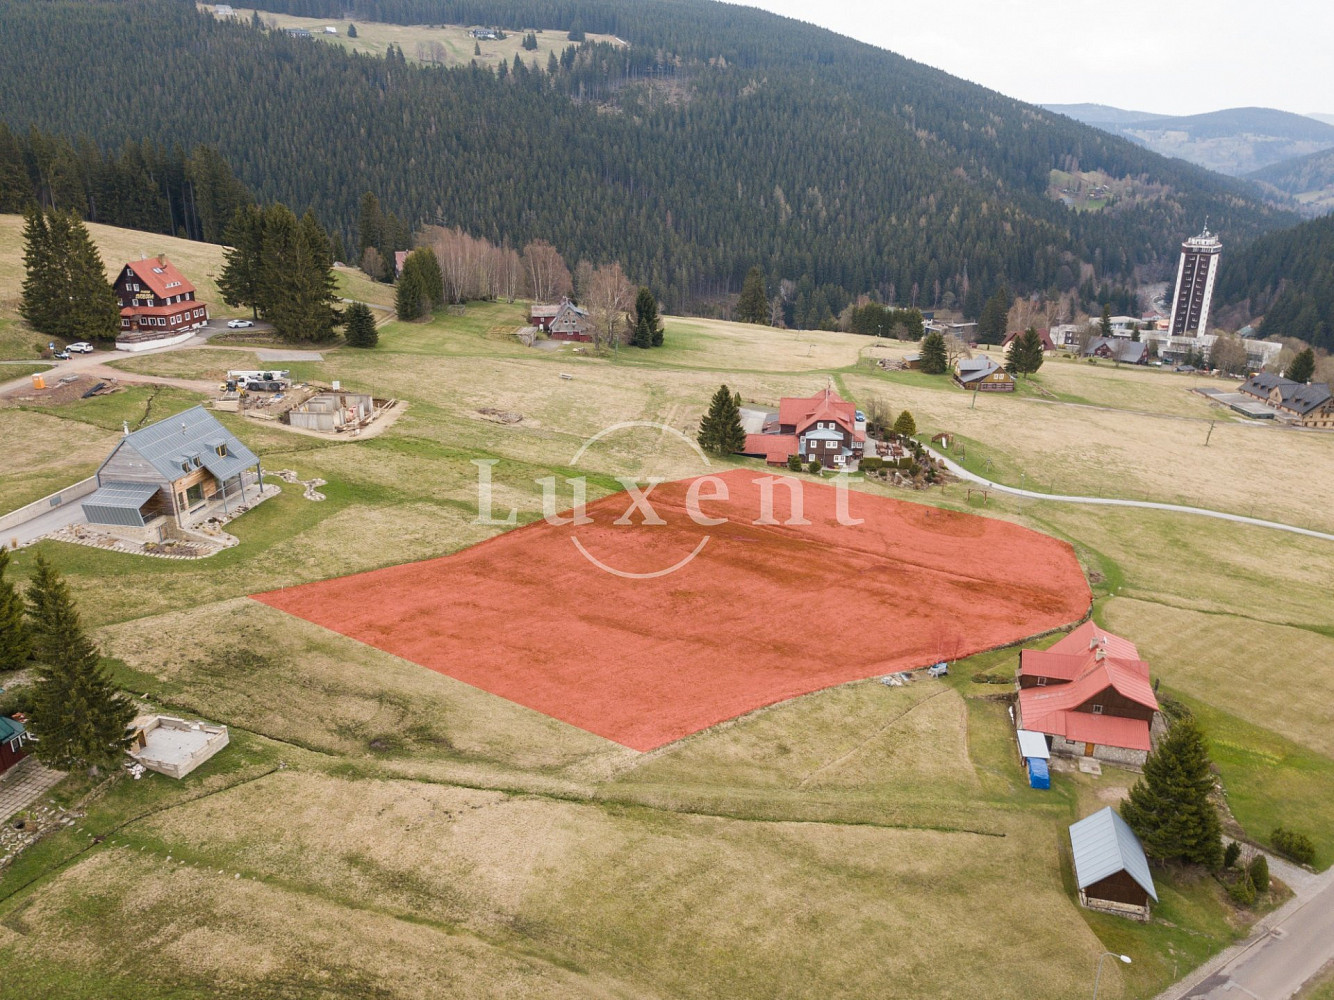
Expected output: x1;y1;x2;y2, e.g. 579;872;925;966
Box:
1216;213;1334;351
0;124;252;245
0;0;1297;318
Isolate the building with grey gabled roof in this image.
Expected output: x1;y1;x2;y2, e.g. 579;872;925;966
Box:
81;405;264;532
1069;807;1157;920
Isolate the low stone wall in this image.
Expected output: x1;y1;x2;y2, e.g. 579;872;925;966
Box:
0;477;97;536
1079;891;1150;922
1051;735;1147;770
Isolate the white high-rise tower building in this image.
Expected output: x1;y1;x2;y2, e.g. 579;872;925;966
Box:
1169;226;1222;337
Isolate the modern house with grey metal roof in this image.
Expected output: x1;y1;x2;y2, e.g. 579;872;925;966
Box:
1069;807;1158;921
81;406;264;535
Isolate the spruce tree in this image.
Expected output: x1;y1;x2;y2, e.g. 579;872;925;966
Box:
396;247;443;321
697;383;746;455
736;266;768;324
64;214;119;341
218;204;265;319
893;410;916;437
1100;304;1113;338
1285;347;1316;383
919;331;948;374
25;555;135;775
978;286;1010;344
347;23;357;38
1121;716;1224;869
343;301;377;347
18;206;58;336
0;548;29;672
631;286;663;348
1007;326;1045;376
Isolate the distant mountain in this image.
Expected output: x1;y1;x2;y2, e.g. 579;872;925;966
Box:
0;0;1297;318
1051;105;1334;177
1042;103;1166;126
1248;148;1334;217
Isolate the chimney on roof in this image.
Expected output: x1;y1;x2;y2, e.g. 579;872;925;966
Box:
1094;647;1105;662
157;254;167;266
122;420;129;436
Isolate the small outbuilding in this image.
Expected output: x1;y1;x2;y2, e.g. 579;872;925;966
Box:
0;715;32;775
1069;807;1158;921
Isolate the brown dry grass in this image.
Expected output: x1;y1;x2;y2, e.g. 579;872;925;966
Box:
0;409;120;513
212;5;624;71
98;597;616;773
843;370;1334;533
1104;597;1334;757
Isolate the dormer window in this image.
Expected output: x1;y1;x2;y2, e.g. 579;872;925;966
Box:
216;445;227;458
1091;704;1104;715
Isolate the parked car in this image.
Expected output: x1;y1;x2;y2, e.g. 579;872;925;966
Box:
67;342;94;353
52;350;70;360
226;319;254;329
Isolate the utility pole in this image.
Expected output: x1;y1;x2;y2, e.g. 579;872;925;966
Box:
1204;419;1215;446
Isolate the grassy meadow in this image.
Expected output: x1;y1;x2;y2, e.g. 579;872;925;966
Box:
2;285;1333;997
206;5;625;70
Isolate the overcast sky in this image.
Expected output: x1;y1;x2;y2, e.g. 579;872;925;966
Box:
727;0;1334;117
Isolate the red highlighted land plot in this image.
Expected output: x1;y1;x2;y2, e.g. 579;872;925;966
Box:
254;470;1091;751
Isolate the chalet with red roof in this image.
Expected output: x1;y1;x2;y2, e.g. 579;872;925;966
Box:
1015;622;1162;767
741;385;866;469
114;255;209;352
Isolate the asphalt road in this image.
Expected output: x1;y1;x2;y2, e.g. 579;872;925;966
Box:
1160;862;1334;1000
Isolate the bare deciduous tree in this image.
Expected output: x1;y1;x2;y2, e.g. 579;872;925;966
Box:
521;239;571;303
586;262;634;350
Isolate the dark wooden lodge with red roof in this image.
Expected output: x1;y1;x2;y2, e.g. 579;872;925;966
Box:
114;255;209;351
1015;622;1162;767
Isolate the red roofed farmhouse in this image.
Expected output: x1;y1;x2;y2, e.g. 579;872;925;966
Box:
114;255;209;352
1015;622;1162;767
742;386;866;469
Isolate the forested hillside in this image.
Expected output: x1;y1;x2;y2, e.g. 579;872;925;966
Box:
0;0;1295;317
1216;213;1334;351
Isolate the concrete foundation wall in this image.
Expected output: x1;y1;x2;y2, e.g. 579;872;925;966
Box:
0;477;98;535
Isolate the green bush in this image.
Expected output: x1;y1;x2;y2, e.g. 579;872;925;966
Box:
1272;827;1317;866
786;454;802;473
860;456;884;473
970;672;1012;685
807;459;822;475
1227;872;1256;906
1223;841;1242;869
1248;854;1269;893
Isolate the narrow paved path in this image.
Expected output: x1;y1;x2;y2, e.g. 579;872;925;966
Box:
927;447;1334;543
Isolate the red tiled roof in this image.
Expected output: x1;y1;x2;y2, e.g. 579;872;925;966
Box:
1048;621;1140;660
1024;709;1151;752
743;433;799;464
124;258;196;299
779;387;857;436
1020;657;1157;717
1020;649;1093;682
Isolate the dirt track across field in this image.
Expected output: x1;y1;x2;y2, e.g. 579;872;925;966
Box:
254;470;1091;750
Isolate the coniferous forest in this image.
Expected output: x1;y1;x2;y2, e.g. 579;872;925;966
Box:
0;0;1301;320
1213;212;1334;351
